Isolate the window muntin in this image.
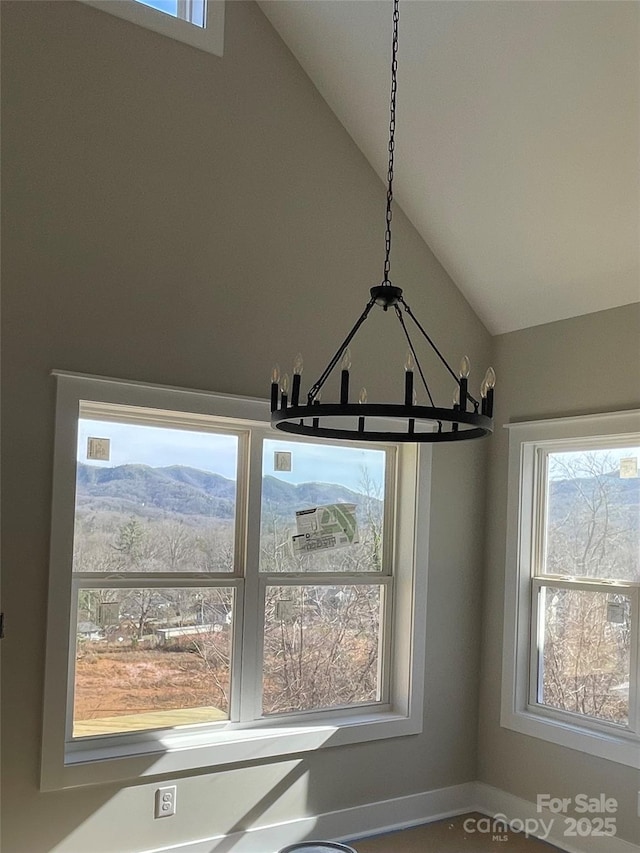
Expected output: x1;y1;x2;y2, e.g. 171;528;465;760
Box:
502;411;640;768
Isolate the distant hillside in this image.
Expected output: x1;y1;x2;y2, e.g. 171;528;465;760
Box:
75;463;373;521
549;471;640;527
550;471;640;515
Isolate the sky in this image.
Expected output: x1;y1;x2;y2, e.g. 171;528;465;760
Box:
136;0;178;16
77;419;386;493
548;446;639;480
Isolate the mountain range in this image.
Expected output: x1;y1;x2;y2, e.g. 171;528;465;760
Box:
76;463;369;521
75;462;639;528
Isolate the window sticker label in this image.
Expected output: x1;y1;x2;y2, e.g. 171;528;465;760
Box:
606;601;625;624
274;451;292;472
87;437;111;461
274;599;295;622
292;503;359;554
619;457;638;479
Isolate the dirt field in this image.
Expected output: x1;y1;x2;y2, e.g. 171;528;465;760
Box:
74;647;229;720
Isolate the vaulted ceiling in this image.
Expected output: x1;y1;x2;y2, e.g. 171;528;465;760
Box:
260;0;640;334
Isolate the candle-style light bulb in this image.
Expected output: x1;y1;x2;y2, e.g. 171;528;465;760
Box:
404;351;415;405
481;367;495;418
340;348;351;404
484;366;496;389
357;387;367;432
291;355;303;406
480;379;488;399
408;387;417;433
458;356;470;412
281;374;289;394
452;385;461;432
270;364;281;411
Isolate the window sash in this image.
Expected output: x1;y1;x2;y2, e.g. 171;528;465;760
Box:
533;441;640;583
68;576;242;742
77;400;250;579
528;577;638;736
255;428;396;577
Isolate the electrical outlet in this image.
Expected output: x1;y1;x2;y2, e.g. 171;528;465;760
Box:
155;785;177;818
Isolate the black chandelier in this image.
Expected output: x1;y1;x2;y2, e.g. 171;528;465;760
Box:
270;0;495;443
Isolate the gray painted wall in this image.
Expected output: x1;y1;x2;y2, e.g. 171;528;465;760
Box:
478;303;640;846
1;2;490;851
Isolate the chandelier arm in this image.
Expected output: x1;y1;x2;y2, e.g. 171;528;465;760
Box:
400;298;480;407
307;297;377;401
393;305;436;407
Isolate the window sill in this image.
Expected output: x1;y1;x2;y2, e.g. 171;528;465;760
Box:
43;710;421;790
80;1;225;57
501;707;640;770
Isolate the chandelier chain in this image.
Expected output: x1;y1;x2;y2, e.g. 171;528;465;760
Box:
382;0;400;285
270;0;494;444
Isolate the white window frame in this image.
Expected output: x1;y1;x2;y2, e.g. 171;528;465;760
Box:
41;372;430;790
80;0;225;57
501;409;640;769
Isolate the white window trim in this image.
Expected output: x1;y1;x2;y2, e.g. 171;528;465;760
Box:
501;408;640;769
41;371;430;790
80;0;225;57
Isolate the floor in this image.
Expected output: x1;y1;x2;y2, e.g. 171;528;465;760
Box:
351;813;560;852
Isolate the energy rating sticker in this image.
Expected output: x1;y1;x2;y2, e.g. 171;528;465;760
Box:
292;503;359;554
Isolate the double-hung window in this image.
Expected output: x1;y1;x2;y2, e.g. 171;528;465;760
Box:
41;373;428;789
502;409;640;768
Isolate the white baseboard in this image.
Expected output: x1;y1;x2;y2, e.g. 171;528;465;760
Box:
143;780;639;853
143;782;475;853
473;782;639;853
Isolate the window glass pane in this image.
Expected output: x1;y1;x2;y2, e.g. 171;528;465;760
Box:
135;0;205;29
537;586;630;726
260;439;386;573
544;446;640;581
262;584;383;715
74;415;238;573
136;0;178;15
73;586;233;737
